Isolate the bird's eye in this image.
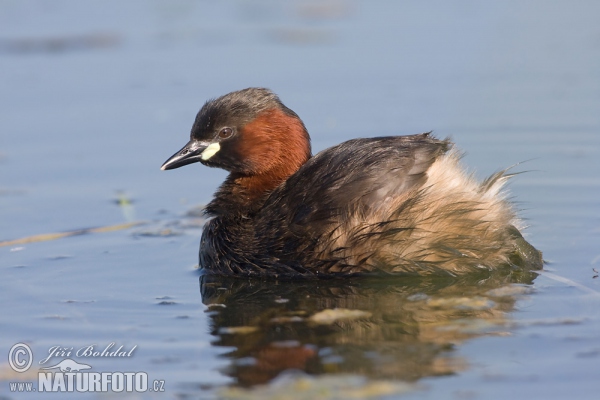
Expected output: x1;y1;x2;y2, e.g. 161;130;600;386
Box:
218;127;233;139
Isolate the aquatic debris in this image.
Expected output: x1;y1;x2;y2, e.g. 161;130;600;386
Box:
0;32;120;54
131;219;196;237
47;255;72;260
62;300;95;304
156;297;177;305
133;227;182;237
218;371;417;400
308;308;371;325
114;191;136;222
538;271;600;296
0;221;145;247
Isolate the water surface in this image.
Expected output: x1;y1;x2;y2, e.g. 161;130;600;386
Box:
1;1;599;399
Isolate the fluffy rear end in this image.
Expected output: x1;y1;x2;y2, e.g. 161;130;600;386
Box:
327;151;538;275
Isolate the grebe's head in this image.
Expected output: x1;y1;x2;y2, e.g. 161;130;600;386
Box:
161;88;311;178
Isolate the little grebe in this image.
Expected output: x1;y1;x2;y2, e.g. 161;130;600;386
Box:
161;88;542;279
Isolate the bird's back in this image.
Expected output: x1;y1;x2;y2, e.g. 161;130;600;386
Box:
238;133;542;277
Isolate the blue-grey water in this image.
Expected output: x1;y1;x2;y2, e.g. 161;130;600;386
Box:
1;1;599;399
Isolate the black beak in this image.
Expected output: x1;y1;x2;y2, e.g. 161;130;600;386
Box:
160;140;209;170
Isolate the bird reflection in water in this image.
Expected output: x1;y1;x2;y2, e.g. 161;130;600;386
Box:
200;268;537;388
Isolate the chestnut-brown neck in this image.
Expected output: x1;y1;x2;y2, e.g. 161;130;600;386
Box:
236;107;310;196
208;107;311;216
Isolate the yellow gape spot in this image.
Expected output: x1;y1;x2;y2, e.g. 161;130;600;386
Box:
201;143;221;160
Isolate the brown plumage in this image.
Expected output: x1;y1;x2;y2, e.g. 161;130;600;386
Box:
161;88;542;279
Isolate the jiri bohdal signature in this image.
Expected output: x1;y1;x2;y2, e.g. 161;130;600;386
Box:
39;343;137;365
